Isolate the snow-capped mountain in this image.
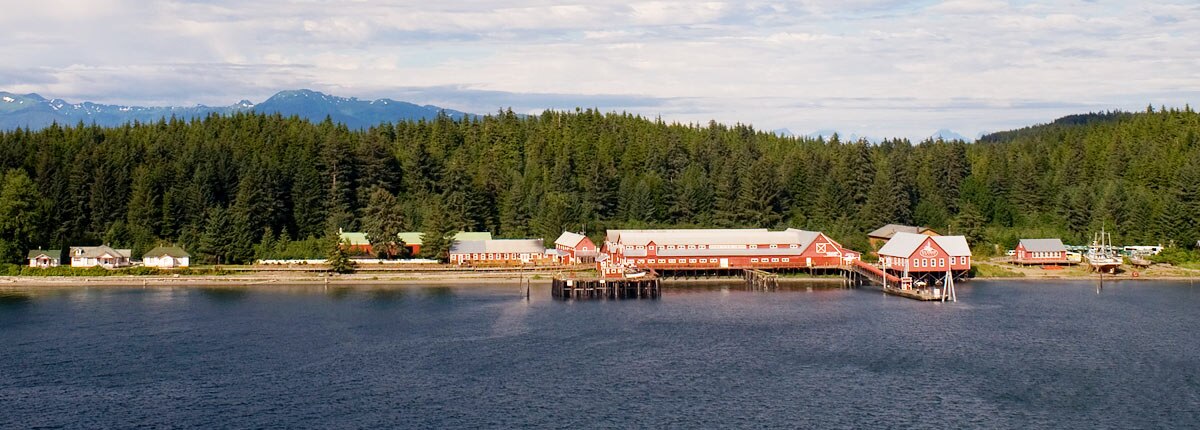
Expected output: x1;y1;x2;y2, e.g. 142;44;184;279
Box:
0;89;472;130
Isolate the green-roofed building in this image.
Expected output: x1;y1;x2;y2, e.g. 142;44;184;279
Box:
143;246;191;268
338;229;374;255
27;249;63;268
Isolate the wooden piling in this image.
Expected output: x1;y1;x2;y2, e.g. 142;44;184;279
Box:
552;274;660;300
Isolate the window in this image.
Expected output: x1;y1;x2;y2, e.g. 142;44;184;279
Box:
816;243;827;253
668;259;676;264
771;258;779;263
700;259;707;263
950;256;956;265
688;245;696;250
751;258;759;263
940;258;945;267
689;259;697;263
782;258;790;262
770;244;778;249
790;244;799;249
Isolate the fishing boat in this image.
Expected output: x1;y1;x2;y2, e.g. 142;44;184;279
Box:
1086;228;1121;274
1128;253;1152;268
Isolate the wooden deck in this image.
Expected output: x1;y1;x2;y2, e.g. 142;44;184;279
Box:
881;286;945;301
551;275;660;300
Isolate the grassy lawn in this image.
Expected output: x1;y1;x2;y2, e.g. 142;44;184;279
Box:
972;262;1026;278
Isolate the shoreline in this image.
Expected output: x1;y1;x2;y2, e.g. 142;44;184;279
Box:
972;275;1200;281
4;271;1198;289
0;273;848;288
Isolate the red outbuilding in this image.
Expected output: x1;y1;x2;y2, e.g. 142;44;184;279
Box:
553;232;598;264
1013;238;1070;265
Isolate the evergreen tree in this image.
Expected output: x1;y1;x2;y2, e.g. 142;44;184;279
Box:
362;186;405;258
198;206;231;265
675;164;713;224
860;156;902;230
952;202;986;246
735;157;781;227
0;169;46;263
327;234;356;274
534;192;576;243
419;199;454;262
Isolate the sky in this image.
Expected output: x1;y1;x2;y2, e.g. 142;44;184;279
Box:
1;0;1198;140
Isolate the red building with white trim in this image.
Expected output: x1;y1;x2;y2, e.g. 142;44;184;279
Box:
877;232;971;282
598;228;859;277
1013;238;1070;265
553;232;597;264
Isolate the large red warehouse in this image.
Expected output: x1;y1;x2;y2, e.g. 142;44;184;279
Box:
599;228;859;277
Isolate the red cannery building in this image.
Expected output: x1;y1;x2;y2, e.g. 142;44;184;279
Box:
877;232;971;282
1013;238;1070;265
598;228;860;277
553;232;598;264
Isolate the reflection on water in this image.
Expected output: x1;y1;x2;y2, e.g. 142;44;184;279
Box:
421;286;455;299
325;286;354;300
198;287;249;303
367;288;405;306
0;291;32;307
663;280;844;294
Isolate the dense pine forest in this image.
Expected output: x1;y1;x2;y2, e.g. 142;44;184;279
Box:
1;106;1199;264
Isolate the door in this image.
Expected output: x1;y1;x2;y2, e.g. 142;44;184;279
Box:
719;258;729;268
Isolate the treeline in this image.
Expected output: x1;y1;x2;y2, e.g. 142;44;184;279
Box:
1;106;1198;264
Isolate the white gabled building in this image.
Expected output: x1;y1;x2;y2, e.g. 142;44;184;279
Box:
27;249;62;268
69;245;132;268
448;239;553;266
142;246;191;268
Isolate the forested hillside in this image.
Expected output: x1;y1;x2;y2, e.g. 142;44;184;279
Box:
1;106;1199;264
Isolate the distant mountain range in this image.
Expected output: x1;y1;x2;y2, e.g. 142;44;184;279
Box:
0;89;472;130
0;88;989;141
929;128;968;141
801;128;972;143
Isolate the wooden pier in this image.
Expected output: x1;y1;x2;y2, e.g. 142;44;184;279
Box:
551;275;660;300
847;260;958;302
880;286;945;301
742;269;779;291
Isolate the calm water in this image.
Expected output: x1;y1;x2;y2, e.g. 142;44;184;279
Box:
2;280;1199;429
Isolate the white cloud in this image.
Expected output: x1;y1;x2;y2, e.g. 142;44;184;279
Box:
0;0;1198;140
926;0;1007;15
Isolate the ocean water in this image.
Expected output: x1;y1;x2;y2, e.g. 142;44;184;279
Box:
1;280;1198;429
